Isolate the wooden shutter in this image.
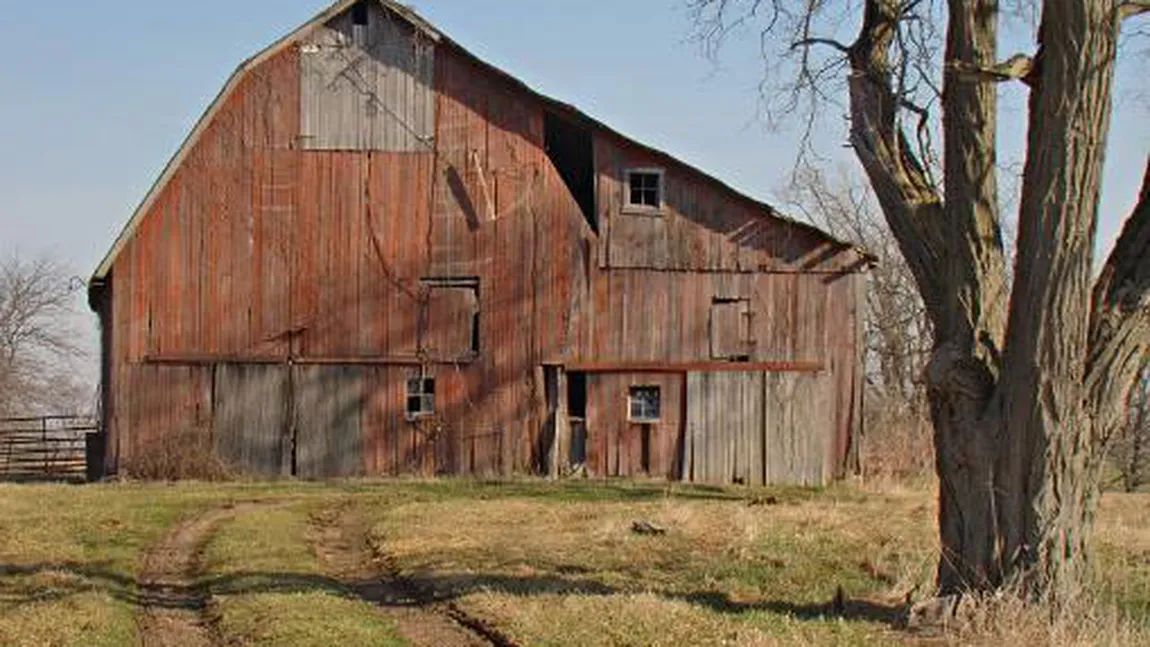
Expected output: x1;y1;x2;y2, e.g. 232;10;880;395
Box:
426;284;479;359
710;299;751;359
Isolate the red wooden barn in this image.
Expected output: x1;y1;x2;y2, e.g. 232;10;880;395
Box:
88;0;871;485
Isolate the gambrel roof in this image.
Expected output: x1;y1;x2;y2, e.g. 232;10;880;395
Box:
92;0;871;281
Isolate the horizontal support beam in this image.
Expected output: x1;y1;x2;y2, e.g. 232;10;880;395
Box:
143;354;477;367
563;360;824;374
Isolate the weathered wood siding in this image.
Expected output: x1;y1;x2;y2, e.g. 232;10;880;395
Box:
584;373;684;478
214;364;291;476
100;2;865;482
685;371;831;486
300;2;435;151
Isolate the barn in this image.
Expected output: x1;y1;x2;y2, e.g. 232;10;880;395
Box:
87;0;871;485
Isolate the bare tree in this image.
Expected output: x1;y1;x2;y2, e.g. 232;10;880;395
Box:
785;167;935;475
691;0;1150;600
0;254;89;417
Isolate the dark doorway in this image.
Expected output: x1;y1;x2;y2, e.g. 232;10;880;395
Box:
568;372;588;466
544;112;597;232
640;424;652;475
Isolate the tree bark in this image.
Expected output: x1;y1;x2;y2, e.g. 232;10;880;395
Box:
995;0;1120;597
843;0;1140;599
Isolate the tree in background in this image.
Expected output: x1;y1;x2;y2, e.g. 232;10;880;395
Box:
691;0;1150;601
0;254;90;417
784;167;934;476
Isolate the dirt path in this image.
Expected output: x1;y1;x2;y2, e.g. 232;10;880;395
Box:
136;503;256;647
308;503;513;647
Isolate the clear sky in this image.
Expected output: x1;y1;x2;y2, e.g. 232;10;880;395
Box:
0;1;1146;301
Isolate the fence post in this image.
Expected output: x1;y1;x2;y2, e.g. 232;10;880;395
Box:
42;417;48;475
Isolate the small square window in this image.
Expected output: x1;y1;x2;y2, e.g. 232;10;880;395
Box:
406;377;435;419
624;169;663;211
629;386;661;423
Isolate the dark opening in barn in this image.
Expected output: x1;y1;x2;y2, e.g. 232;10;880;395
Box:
544;111;597;232
568;372;588;466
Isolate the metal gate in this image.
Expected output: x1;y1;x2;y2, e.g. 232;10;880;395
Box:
0;416;99;483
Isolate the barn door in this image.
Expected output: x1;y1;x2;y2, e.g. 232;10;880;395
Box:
213;364;292;477
683;372;765;486
293;365;366;479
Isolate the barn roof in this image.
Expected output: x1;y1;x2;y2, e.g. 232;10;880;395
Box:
91;0;872;281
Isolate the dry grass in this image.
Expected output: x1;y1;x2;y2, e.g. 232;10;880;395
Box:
861;407;935;480
369;482;934;645
367;479;1150;647
119;426;235;481
0;479;1146;646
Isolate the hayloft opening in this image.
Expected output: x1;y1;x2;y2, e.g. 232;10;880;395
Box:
544;111;597;233
352;1;370;26
710;297;753;361
421;277;481;359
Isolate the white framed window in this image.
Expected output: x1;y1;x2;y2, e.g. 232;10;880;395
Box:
623;168;664;213
406;377;436;419
629;386;662;423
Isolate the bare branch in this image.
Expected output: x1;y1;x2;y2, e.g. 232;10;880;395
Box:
1120;1;1150;20
792;37;851;54
1088;157;1150;449
0;254;89;417
949;53;1036;84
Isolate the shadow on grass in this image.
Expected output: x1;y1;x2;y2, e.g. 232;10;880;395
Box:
417;572;905;626
374;478;831;507
0;562;904;628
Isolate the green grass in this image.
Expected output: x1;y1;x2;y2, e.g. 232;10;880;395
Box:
202;502;407;646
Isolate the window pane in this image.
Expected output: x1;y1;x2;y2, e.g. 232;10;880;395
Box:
406;396;423;415
407;378;421;393
630;387;661;421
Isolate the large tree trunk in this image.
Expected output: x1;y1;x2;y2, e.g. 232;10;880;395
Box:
845;0;1142;600
994;0;1120;597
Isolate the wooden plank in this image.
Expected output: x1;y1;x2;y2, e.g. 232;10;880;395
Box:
213;364;290;476
294;365;365;478
300;4;435;151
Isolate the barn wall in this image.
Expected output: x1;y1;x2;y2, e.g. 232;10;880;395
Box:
584;372;684;478
103;12;863;480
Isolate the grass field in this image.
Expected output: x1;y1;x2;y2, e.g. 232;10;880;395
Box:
0;478;1146;646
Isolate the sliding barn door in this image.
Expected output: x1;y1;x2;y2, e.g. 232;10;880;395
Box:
293;365;366;479
213;364;292;476
684;372;764;485
684;371;831;486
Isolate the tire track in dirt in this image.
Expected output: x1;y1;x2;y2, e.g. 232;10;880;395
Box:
308;503;518;647
136;503;262;647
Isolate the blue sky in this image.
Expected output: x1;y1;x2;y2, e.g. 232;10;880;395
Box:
0;0;1146;283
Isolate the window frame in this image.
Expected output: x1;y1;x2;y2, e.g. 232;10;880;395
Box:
622;168;665;215
405;376;436;420
420;277;481;360
628;385;662;423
